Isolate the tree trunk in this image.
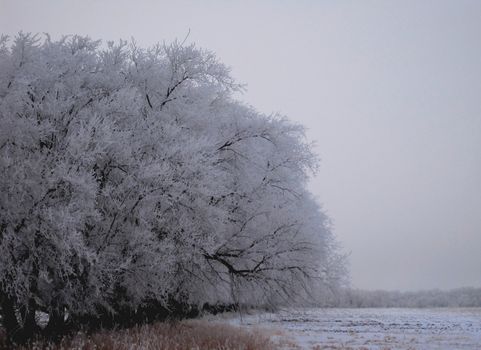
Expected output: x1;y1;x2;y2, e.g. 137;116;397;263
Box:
0;292;22;345
19;299;39;341
45;308;66;340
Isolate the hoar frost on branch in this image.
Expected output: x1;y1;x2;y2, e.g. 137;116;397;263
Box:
0;33;346;340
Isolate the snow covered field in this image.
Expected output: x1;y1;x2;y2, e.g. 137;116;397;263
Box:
230;307;481;349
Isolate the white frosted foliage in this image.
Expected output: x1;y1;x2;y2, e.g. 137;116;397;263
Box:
0;33;345;325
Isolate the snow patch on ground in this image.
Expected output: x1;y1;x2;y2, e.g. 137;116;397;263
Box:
222;307;481;349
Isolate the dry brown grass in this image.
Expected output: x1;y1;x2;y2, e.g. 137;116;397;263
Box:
3;319;276;350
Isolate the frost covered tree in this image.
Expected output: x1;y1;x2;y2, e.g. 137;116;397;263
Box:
0;33;345;341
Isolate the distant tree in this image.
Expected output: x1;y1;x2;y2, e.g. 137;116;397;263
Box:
0;33;345;342
325;287;481;308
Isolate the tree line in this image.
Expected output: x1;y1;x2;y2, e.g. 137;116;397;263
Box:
0;33;345;343
317;287;481;308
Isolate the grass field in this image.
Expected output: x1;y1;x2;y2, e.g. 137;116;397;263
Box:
2;308;480;349
0;319;274;350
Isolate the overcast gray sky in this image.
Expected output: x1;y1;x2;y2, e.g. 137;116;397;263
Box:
1;0;480;291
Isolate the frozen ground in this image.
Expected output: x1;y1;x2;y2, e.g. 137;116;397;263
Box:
226;307;481;349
